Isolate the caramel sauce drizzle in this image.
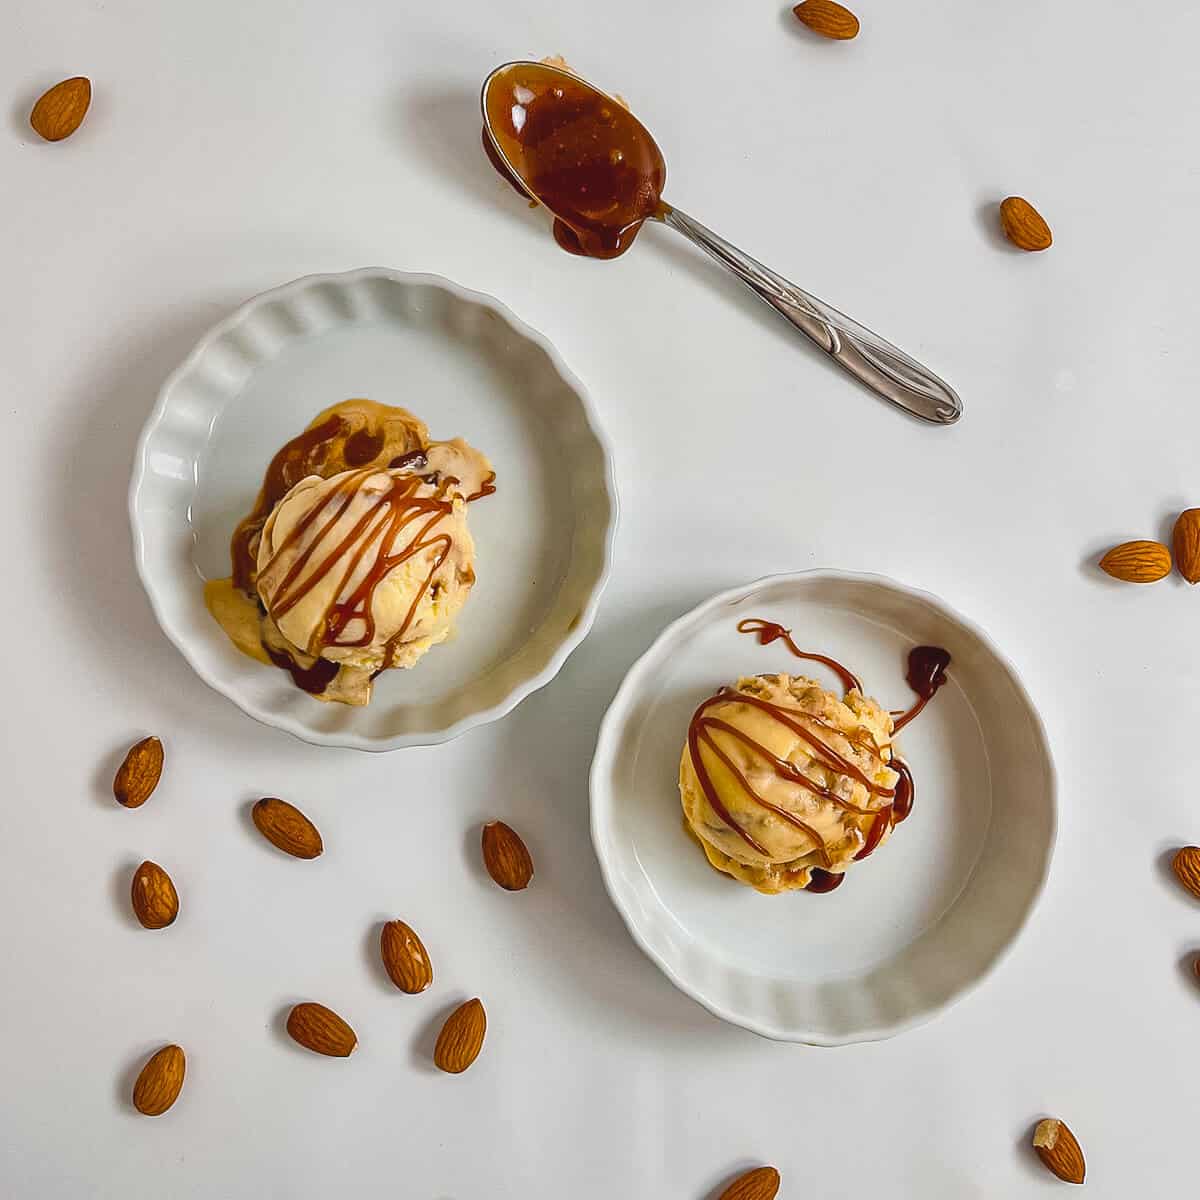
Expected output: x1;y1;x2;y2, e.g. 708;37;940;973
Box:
259;468;459;671
736;618;862;693
686;619;950;892
231;414;344;591
266;646;339;696
464;473;498;502
891;645;951;732
805;869;845;894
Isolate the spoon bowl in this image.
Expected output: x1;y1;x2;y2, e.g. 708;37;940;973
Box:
482;61;666;259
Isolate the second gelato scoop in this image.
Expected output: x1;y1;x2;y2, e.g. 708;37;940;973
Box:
255;463;477;673
679;673;899;894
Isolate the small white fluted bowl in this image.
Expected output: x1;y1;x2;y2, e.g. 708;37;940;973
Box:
590;571;1056;1044
130;268;617;750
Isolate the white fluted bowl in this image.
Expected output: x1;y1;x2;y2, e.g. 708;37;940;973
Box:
590;571;1055;1043
130;268;617;750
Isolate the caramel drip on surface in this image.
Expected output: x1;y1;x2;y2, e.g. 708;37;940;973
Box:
891;645;952;732
266;647;339;696
891;759;914;822
853;810;890;862
805;868;845;894
852;759;914;862
259;469;457;671
736;618;862;694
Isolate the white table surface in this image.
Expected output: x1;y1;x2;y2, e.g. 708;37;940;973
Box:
4;1;1199;1196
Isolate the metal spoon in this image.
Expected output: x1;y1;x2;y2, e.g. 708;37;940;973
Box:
481;62;961;425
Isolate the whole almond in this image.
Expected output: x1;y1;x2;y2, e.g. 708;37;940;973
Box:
252;797;323;859
131;860;179;929
30;76;92;142
1033;1118;1085;1184
380;920;433;994
1098;539;1171;583
434;998;486;1074
1172;509;1200;583
113;736;164;808
792;0;859;39
132;1044;186;1116
999;196;1053;252
286;1002;357;1057
1172;846;1200;900
481;820;533;891
718;1165;781;1200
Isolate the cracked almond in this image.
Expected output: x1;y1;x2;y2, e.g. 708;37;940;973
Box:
434;998;486;1074
1033;1118;1085;1184
131;860;179;929
113;736;163;808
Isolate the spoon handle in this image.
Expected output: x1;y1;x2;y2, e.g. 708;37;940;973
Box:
657;205;961;425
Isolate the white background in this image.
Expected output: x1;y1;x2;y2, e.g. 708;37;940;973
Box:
3;1;1199;1195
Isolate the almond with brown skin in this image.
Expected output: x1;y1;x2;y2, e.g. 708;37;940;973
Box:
481;820;533;891
1172;509;1200;583
30;76;91;141
113;736;163;808
1172;846;1200;900
380;920;433;994
718;1165;781;1200
1033;1118;1085;1184
286;1002;357;1057
999;196;1053;251
132;1044;186;1116
252;797;323;859
131;860;179;929
434;998;486;1074
1098;539;1171;583
792;0;859;39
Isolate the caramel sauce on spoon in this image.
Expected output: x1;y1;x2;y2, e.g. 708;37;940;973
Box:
482;62;666;259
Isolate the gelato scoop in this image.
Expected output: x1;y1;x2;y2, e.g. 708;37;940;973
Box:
679;673;900;894
205;399;494;705
257;463;477;673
